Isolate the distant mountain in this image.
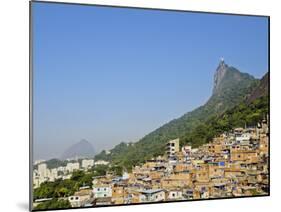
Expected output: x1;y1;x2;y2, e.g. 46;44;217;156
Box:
95;60;260;169
61;139;96;160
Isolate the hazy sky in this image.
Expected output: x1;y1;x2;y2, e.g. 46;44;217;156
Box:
32;2;268;160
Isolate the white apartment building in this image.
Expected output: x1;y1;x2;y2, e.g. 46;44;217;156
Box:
166;138;180;159
82;159;94;169
66;162;80;172
38;163;48;178
93;186;112;198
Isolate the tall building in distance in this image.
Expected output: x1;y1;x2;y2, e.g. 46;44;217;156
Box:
38;163;47;178
166;138;180;159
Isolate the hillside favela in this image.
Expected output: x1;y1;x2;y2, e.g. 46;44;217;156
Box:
32;60;269;210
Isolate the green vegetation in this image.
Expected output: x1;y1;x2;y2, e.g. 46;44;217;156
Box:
88;164;109;176
34;199;71;210
34;179;76;200
182;95;268;147
250;189;264;196
109;165;123;176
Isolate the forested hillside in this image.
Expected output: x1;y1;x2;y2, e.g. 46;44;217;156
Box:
95;62;268;171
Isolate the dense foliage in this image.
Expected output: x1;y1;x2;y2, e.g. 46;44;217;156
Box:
182;95;269;147
34;199;71;210
33;165;109;200
34;179;77;200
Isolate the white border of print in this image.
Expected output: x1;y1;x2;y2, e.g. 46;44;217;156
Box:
0;0;280;212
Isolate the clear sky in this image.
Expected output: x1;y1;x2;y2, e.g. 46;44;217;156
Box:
32;2;268;160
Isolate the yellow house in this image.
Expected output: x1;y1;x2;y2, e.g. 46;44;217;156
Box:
231;150;259;163
208;165;224;179
259;135;269;156
111;185;126;204
161;173;191;189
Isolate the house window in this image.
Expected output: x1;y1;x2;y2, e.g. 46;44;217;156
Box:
104;188;107;191
172;193;175;197
75;197;79;200
104;194;107;197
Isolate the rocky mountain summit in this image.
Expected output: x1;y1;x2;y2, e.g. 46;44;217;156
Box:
213;58;228;94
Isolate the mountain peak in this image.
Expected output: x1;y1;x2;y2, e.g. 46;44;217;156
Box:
213;58;228;94
61;139;96;160
78;139;91;145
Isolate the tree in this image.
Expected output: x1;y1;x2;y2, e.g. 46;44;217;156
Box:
34;199;71;210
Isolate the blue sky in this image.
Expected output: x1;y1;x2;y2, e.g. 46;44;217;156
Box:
32;2;268;160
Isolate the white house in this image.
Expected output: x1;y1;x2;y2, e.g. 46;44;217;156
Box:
139;189;165;202
167;190;183;200
93;186;112;198
66;162;80;173
82;159;94;169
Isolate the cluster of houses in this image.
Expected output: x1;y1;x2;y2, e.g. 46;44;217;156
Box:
33;159;109;188
63;118;269;207
33;117;269;208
